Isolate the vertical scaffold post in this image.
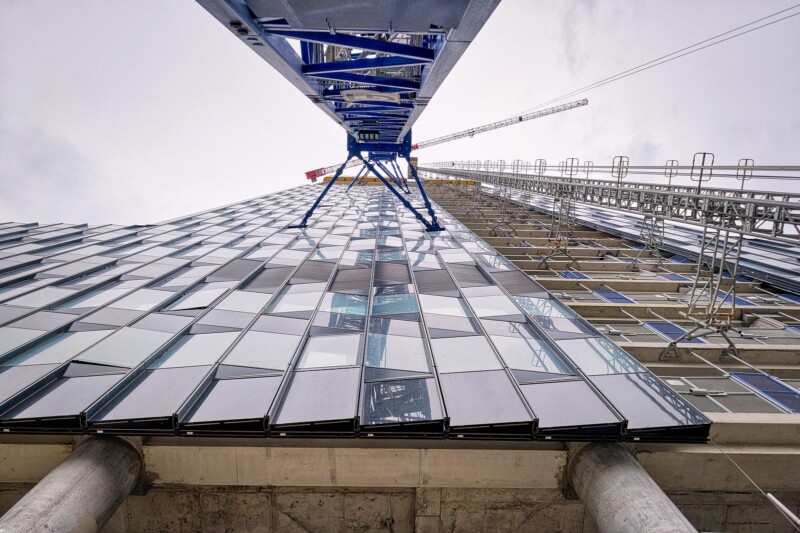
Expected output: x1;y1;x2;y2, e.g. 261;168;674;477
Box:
292;156;353;228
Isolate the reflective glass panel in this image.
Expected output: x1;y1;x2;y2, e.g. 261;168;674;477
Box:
267;291;323;313
0;328;42;354
362;378;443;426
110;288;174;311
215;290;272;313
184;376;281;423
430;336;502;373
58;287;129;309
366;333;430;372
165;288;227;311
521;380;620;429
296;334;361;368
6;287;74;308
76;327;172;368
467;294;520;317
557;337;645;375
150;332;240;368
372;292;419;316
319;293;368;316
513;296;576;318
490;335;572;374
222;331;301;370
5;330;112;366
419;295;472;317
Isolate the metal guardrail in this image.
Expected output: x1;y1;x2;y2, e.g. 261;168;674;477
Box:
420;167;800;242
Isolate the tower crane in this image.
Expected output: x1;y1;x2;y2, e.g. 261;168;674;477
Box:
304;98;588;180
197;0;586;231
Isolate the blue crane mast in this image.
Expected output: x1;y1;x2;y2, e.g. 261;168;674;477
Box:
195;0;501;231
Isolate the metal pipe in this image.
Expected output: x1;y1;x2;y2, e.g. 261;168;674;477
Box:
570;442;697;533
767;493;800;528
0;437;142;532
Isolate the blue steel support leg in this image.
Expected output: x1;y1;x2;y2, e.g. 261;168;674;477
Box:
375;160;407;193
404;155;441;231
357;156;442;232
391;159;410;191
346;165;368;192
292;156;353;228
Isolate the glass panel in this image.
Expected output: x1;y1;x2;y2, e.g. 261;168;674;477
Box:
150;332;240;368
372;293;419;316
377;250;407;262
591;373;709;430
252;315;308;335
557;338;644;375
319;293;368;316
513;296;577;318
10;311;75;331
164;287;227;311
521;380;620;428
183;376;281;423
473;254;514;271
490;335;572;374
57;287;129;309
311;312;366;333
222;331;301;370
215;291;272;313
297;334;362;369
92;366;210;421
312;247;345;261
366;333;430;372
267;291;323;313
78;307;142;327
362;378;443;426
197;310;254;329
5;330;112;366
76;327;173;368
369;317;422;338
533;317;595;339
6;287;74;308
419;295;472;317
110;288;174;311
6;374;124;420
0;327;42;354
131;313;193;333
0;364;61;404
467;295;520;317
430;336;502;373
438;370;532;427
273;367;360;425
424;314;479;336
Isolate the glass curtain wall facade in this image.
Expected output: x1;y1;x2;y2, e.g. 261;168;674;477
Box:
0;186;710;441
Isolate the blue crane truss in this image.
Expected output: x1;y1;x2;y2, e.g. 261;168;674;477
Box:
195;0;501;231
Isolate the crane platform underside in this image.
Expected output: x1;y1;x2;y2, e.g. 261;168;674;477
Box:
196;0;502;231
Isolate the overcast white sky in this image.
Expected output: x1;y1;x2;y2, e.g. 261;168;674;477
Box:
1;1;799;225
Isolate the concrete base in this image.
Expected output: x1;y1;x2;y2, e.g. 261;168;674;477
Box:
0;485;795;532
0;437;799;531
